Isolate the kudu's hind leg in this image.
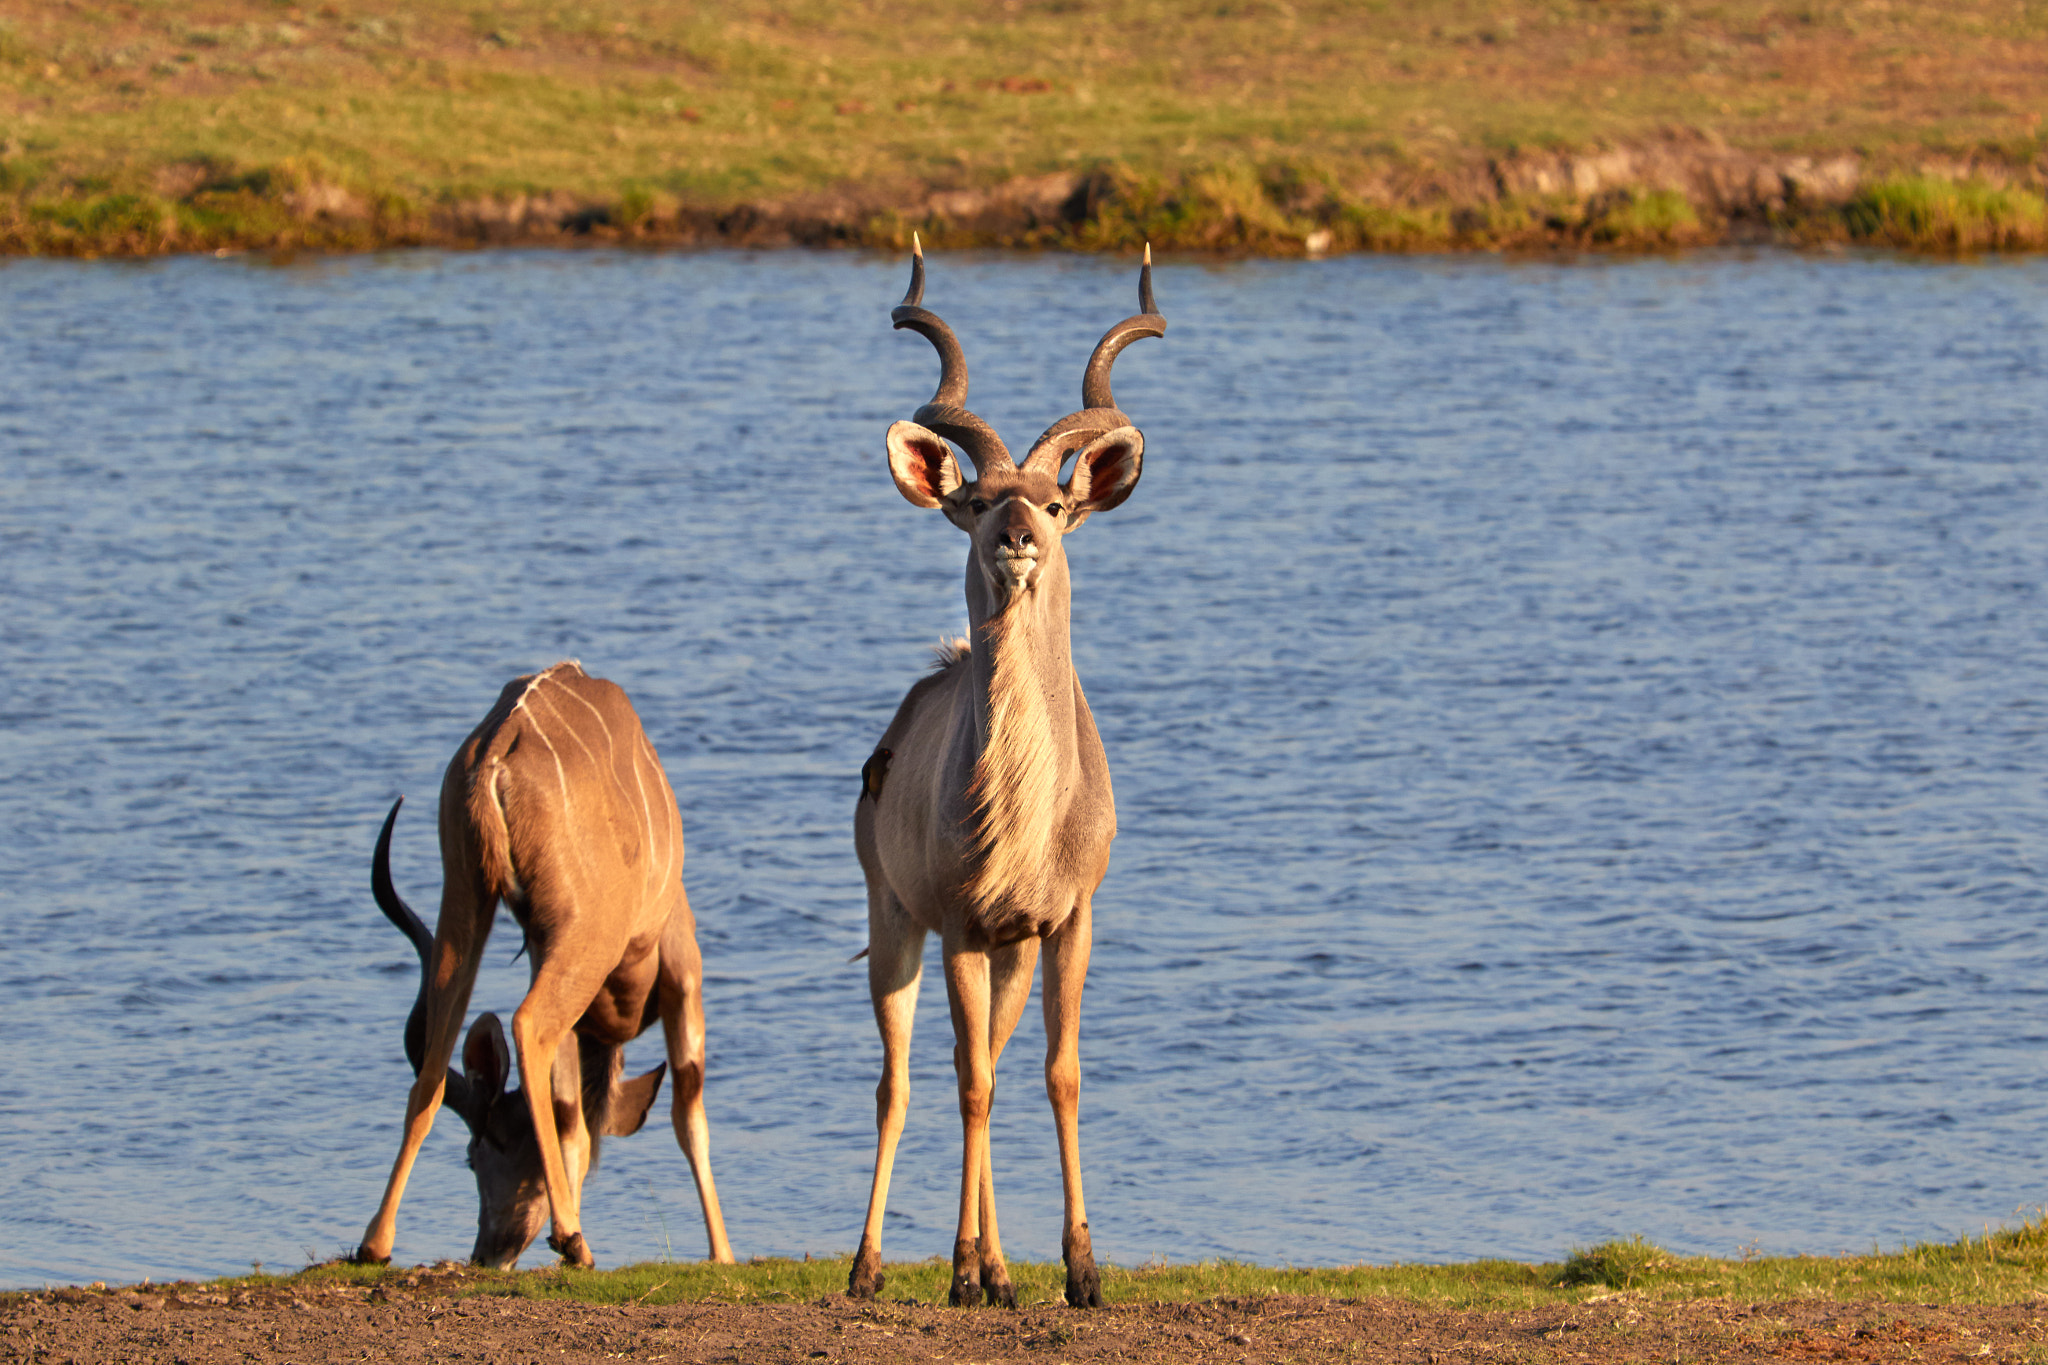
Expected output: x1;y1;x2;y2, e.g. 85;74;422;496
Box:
970;936;1042;1308
850;891;924;1299
509;948;616;1267
658;901;734;1263
1044;898;1102;1308
356;867;495;1265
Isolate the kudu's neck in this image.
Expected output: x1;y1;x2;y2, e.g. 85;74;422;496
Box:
959;551;1079;920
965;554;1076;744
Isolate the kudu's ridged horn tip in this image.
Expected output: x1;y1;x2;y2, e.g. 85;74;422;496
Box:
1021;248;1166;470
900;236;926;309
890;242;1004;470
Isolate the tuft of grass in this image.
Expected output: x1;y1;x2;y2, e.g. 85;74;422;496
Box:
1557;1235;1691;1289
1585;189;1706;247
1842;174;2048;250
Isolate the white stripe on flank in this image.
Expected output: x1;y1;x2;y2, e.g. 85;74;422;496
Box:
556;682;656;869
535;683;604;773
517;680;575;814
627;731;659;892
639;732;678;889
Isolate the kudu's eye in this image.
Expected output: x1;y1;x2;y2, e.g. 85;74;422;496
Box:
1046;502;1064;517
969;498;988;515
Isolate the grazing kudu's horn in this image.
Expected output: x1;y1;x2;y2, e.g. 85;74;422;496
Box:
1023;244;1167;476
372;796;475;1123
892;236;1013;476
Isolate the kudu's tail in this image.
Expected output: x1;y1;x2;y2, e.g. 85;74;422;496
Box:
372;796;436;1077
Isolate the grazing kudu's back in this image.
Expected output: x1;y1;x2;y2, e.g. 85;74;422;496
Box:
850;243;1163;1309
354;661;733;1268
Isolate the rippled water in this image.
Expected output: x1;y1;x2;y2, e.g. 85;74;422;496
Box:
2;247;2045;1289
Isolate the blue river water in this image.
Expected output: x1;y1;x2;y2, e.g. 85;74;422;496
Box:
1;246;2044;1289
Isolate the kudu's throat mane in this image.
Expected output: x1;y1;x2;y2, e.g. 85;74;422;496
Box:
962;605;1065;932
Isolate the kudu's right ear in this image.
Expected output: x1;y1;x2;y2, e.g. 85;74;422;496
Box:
887;421;964;508
459;1013;512;1113
604;1063;668;1137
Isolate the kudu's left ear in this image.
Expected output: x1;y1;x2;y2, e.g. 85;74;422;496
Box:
887;420;965;508
1061;426;1144;526
604;1063;668;1137
460;1013;513;1112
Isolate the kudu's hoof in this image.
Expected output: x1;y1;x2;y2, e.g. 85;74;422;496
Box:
1063;1225;1102;1308
548;1231;594;1268
984;1276;1018;1309
848;1240;885;1300
350;1246;391;1267
948;1237;981;1307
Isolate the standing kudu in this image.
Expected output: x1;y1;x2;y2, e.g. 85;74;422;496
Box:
354;661;733;1269
850;242;1163;1309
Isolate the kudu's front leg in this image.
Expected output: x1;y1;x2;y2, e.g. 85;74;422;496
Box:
850;895;924;1299
1043;897;1101;1308
970;936;1041;1308
942;935;995;1308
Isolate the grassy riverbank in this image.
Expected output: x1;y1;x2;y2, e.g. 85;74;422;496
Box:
3;0;2047;255
336;1218;2048;1307
26;1214;2048;1308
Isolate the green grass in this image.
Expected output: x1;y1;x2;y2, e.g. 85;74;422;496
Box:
1842;173;2048;250
69;1213;2048;1311
1;1;2046;255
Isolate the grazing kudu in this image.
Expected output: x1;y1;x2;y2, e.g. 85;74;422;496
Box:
850;242;1163;1309
354;661;733;1269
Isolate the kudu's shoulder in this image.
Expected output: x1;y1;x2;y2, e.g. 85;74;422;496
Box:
858;640;971;806
877;641;971;742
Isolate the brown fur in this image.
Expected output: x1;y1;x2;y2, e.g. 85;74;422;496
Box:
355;663;733;1271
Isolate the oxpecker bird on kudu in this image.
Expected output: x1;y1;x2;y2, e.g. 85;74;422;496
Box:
850;241;1164;1308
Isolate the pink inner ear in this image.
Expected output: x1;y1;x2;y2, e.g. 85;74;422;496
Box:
911;441;951;499
1084;440;1136;493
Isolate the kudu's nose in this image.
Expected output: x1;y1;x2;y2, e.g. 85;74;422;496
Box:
998;525;1035;550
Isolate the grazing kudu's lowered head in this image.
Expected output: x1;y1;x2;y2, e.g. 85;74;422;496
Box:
354;663;733;1271
851;242;1163;1310
369;799;668;1268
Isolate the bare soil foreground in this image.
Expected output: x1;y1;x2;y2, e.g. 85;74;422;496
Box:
9;1275;2048;1365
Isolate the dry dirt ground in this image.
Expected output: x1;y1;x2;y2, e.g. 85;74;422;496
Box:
8;1280;2048;1365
